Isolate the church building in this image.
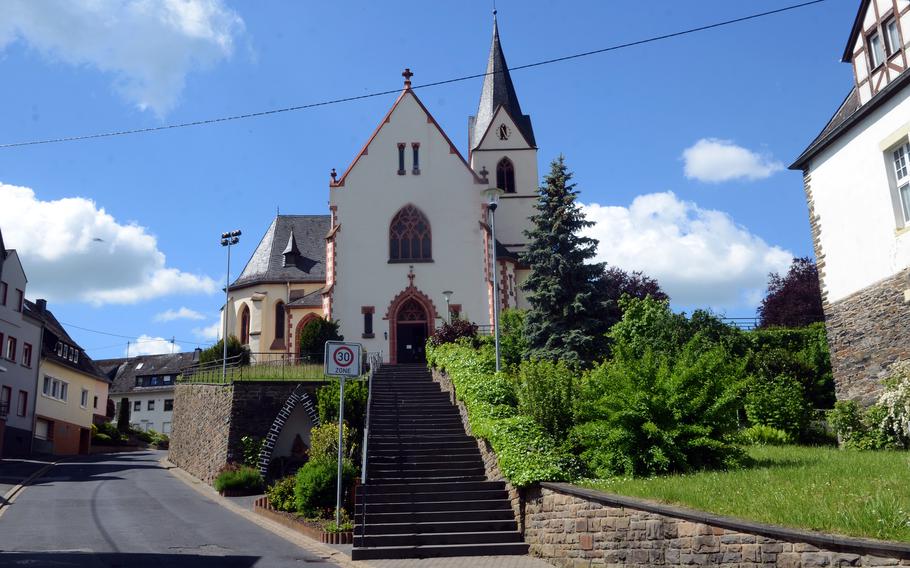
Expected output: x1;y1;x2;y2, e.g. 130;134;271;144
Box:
791;0;910;404
222;15;538;364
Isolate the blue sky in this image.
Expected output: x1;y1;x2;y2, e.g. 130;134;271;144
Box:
0;0;858;359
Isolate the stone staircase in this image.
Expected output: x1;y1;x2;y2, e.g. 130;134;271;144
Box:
352;364;528;560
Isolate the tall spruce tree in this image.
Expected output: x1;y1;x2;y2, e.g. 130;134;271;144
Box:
521;156;607;366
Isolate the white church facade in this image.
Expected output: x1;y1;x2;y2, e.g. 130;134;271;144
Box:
791;0;910;403
221;17;538;364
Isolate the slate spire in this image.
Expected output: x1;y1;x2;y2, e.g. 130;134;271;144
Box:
282;229;301;267
470;12;535;150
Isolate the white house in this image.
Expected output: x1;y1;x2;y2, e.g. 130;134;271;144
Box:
0;245;42;457
791;0;910;404
98;352;196;435
223;15;538;364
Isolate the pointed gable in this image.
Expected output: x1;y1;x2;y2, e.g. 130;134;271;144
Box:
331;82;485;188
469;13;535;150
474;104;534;150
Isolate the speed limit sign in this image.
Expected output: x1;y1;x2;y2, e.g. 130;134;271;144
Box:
324;341;363;377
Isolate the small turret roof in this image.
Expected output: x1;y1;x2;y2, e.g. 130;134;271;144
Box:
230;215;330;290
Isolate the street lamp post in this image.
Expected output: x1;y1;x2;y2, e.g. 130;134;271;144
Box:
442;290;454;323
221;230;241;380
483;187;504;372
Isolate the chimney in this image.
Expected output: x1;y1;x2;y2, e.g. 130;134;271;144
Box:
36;298;47;312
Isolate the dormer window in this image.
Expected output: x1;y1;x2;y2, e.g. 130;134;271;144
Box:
56;341;63;357
868;31;885;68
885;18;901;57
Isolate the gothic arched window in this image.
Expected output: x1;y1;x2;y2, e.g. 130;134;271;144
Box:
239;305;251;345
389;205;432;262
496;158;516;194
274;301;285;341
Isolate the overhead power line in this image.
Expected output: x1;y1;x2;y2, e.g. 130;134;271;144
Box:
60;320;205;347
0;0;827;149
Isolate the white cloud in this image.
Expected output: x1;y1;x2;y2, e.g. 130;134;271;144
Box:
154;306;206;322
0;0;245;115
682;138;783;183
581;192;793;309
129;334;179;356
0;182;218;305
192;321;221;341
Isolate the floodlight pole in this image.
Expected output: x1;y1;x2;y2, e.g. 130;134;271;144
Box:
221;230;241;380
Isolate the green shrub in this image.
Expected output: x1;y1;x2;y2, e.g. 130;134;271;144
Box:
93;432;113;445
828;401;898;451
214;464;263;493
429;319;478;347
309;422;357;463
298;319;343;363
266;476;297;512
880;363;910;447
571;341;746;478
738;425;793;446
317;378;367;435
744;375;809;438
294;459;357;517
132;429;154;443
499;308;528;368
240;435;264;468
516;359;574;437
198;335;250;366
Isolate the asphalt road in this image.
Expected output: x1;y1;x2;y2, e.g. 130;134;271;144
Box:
0;450;341;567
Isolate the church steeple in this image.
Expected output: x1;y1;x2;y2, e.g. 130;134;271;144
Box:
469;12;535;150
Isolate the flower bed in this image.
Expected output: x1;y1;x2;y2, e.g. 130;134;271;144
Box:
252;497;353;544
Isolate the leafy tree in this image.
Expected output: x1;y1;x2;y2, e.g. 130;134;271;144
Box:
198;335;250;366
298;318;343;363
594;266;668;331
521;156;606;366
758;257;825;328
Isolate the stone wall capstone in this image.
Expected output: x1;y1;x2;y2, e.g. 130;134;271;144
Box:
168;383;233;484
824;267;910;405
525;483;910;568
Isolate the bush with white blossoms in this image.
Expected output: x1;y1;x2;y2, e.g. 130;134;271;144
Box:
879;362;910;448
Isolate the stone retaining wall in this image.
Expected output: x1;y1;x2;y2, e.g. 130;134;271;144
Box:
169;384;233;484
431;368;523;528
169;381;327;484
824;268;910;405
526;483;910;568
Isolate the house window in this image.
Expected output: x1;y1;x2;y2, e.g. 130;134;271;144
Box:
893;142;910;223
55;341;63;357
15;289;23;312
23;343;32;368
239;305;251;345
412;143;420;174
496;158;516;193
0;281;6;305
93;396;98;410
362;306;374;338
885;18;901;56
81;388;89;408
42;376;68;402
164;399;174;412
134;400;141;412
397;143;406;175
17;390;28;417
148;400;155;411
163;375;173;385
0;386;10;416
5;336;16;361
869;31;885;68
389;205;432;261
162;422;172;434
275;301;285;341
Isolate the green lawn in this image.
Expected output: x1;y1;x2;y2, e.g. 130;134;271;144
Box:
579;445;910;542
179;362;327;384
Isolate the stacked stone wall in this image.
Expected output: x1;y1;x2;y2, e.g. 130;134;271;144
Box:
526;483;910;568
169;384;233;484
824;268;910;405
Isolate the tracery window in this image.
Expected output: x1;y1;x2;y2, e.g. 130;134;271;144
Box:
496;158;516;193
239;305;251;345
389;205;432;261
275;301;285;340
397;298;427;322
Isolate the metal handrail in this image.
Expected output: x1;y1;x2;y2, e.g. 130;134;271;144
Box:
178;352;327;384
358;350;382;546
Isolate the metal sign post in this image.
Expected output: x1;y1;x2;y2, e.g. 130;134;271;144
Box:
323;341;363;527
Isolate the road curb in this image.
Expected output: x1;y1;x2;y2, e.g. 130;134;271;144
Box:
0;460;58;518
159;457;362;568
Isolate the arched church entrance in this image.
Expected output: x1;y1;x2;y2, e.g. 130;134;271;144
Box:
394;298;429;364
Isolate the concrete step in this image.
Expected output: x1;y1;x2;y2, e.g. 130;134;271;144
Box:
350;542;529;560
356;519;518;535
356;498;513;514
355;488;508;504
358;480;503;494
356;530;524;548
358;508;515;525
